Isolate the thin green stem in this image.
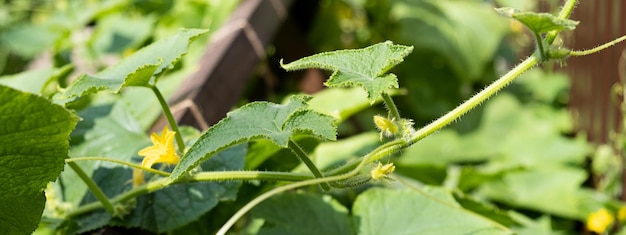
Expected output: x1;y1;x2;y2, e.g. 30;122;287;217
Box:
64;170;314;218
67;162;116;216
534;33;546;61
381;92;401;121
570;35;626;56
192;171;314;182
409;56;539;145
325;139;405;176
217;163;365;235
66;157;170;176
288;139;331;191
544;0;578;45
150;85;185;155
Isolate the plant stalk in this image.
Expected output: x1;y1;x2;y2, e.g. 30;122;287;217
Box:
150;85;185;155
64;170;314;218
67;161;116;216
544;0;578;45
409;56;539;145
66;157;170;176
569;35;626;56
381;92;401;121
288;139;331;191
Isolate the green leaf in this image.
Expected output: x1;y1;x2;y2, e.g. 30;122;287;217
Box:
280;41;413;103
0;85;78;234
251;192;353;235
353;188;512;235
496;7;579;34
57;28;208;103
170;95;336;181
477;167;590;219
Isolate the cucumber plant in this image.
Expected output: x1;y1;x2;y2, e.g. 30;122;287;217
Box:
2;0;626;234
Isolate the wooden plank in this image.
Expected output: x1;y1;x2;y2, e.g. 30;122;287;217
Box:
152;0;292;131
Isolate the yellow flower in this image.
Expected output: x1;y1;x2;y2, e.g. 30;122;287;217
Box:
586;208;613;234
370;162;395;180
374;115;398;140
133;126;180;187
618;206;626;222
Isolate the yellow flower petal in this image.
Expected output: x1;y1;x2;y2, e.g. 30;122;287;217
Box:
586;208;613;234
370;162;395;180
133;126;180;187
618;206;626;222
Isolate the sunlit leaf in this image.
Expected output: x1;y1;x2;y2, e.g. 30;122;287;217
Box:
57;28;208;103
280;41;413;103
353;187;512;235
170;95;336;181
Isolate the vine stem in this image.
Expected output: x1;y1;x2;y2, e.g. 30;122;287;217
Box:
569;35;626;56
150;85;185;155
534;33;546;61
67;162;116;216
381;92;401;121
288;140;331;191
409;56;538;145
66;157;170;176
216;138;403;235
64;171;314;218
545;0;578;45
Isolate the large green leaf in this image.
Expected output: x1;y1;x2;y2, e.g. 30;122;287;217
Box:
170;95;337;181
280;41;413;103
251;192;353;235
0;85;78;234
57;28;208;103
353;187;513;235
477;167;591;219
496;7;579;34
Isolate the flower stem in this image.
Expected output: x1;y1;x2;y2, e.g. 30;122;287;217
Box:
382;92;401;121
66;157;171;176
67;161;116;216
570;35;626;56
150;85;185;155
288;139;331;191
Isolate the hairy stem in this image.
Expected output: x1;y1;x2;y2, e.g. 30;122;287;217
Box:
288;139;331;191
570;35;626;56
66;157;170;176
382;92;401;121
534;33;546;61
67;162;116;216
409;56;538;145
544;0;578;45
150;85;185;155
